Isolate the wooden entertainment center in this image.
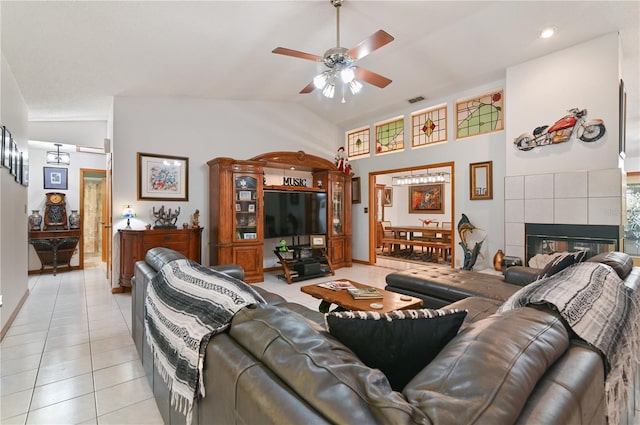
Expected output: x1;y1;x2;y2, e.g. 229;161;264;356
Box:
207;151;352;283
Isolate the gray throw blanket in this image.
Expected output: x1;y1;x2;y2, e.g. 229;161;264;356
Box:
499;262;640;424
144;259;265;424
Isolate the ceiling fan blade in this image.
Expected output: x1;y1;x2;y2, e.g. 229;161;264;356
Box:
300;81;316;94
347;30;394;61
355;67;392;88
272;47;324;62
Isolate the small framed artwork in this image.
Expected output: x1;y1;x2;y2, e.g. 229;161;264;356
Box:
470;161;493;200
238;191;252;201
15;152;23;183
235;203;241;211
21;154;29;186
10;139;18;177
137;152;189;201
310;234;326;248
409;184;444;214
248;204;256;212
383;186;393;207
351;177;361;204
1;127;10;169
44;166;68;190
244;233;257;240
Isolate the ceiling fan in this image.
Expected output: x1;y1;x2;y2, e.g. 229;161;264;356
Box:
272;0;394;99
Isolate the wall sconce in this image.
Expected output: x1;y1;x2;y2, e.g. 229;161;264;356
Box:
46;143;71;165
122;205;136;229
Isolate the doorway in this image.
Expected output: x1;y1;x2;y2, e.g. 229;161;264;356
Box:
80;169;107;269
368;161;455;268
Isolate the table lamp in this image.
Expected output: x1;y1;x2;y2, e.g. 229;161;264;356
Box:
122;205;136;229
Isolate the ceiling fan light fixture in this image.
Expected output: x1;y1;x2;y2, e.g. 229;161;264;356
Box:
340;66;355;83
348;79;363;95
322;83;335;98
313;72;329;89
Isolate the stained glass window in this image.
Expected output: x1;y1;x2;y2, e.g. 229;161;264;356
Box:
456;90;504;139
347;127;370;158
375;117;404;154
411;104;448;147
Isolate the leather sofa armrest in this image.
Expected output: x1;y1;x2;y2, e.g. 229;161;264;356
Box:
210;264;244;281
503;266;543;286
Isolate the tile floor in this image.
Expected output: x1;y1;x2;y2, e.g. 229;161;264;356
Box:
0;260;400;424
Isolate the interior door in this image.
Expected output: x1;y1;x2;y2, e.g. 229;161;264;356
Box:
104;153;113;281
374;184;385;249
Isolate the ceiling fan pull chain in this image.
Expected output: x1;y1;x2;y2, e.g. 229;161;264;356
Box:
335;0;341;48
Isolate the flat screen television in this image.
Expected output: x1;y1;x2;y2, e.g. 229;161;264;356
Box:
264;191;327;239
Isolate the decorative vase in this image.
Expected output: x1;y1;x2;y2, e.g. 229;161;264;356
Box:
69;210;80;229
29;210;42;231
493;249;505;271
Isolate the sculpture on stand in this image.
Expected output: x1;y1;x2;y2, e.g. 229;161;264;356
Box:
457;213;485;270
152;206;180;229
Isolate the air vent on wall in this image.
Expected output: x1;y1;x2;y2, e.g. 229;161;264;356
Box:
408;96;425;104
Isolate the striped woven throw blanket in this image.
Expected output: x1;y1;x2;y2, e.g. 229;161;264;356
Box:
499;262;640;424
144;259;265;424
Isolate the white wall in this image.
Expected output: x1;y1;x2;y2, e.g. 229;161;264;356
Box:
112;96;342;286
29;120;108;149
0;53;29;334
505;33;620;176
27;148;106;271
344;80;507;270
503;33;624;261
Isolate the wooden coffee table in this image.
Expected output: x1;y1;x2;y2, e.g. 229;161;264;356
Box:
301;279;423;313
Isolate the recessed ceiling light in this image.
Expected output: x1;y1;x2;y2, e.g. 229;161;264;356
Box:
539;26;557;39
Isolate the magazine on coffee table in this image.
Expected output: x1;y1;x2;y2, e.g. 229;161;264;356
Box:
317;280;356;291
347;287;384;299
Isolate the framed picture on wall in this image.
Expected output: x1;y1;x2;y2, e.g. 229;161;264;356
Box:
409;184;444;214
383;186;393;207
351;177;361;204
469;161;493;200
43;166;68;190
1;127;10;169
137;152;189;201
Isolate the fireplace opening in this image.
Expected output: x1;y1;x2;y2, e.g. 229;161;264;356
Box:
525;223;620;266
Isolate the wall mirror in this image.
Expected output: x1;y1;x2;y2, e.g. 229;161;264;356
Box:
470;161;492;200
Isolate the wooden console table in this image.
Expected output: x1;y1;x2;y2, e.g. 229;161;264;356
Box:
118;227;203;289
28;230;81;275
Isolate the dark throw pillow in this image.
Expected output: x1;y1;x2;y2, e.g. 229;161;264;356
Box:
325;308;467;391
536;251;586;280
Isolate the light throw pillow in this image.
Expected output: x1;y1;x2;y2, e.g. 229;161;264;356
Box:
325;308;467;391
536;251;586;280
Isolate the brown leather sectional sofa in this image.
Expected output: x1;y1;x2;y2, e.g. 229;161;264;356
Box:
132;248;638;425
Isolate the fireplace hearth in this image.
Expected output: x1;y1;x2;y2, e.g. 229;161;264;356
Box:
525;223;620;265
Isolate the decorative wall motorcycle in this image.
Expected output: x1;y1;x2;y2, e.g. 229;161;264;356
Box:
514;108;605;151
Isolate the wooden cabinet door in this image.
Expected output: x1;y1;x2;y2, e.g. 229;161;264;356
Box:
233;245;263;283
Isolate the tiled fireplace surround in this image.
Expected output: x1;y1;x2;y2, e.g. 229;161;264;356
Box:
504;168;622;264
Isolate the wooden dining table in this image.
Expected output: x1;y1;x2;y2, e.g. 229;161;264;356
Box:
383;225;453;262
386;225;452;240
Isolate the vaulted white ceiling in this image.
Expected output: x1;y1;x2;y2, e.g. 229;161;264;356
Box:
2;1;638;155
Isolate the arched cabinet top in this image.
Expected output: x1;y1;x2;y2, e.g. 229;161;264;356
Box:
249;151;338;172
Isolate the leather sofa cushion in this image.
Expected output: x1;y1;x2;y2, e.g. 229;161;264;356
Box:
230;304;430;425
404;306;569;424
587;251;633;279
145;247;188;271
386;265;522;303
445;297;502;330
503;266;543;286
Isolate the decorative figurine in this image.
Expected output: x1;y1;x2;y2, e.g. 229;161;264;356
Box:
192;209;200;228
278;239;289;252
152;205;181;229
457;213;485;270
